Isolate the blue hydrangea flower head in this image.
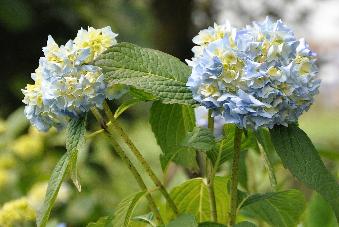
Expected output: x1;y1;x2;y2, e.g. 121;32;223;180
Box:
187;18;320;129
22;27;119;131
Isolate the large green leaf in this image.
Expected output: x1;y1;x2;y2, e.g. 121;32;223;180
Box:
150;101;197;170
240;189;305;227
36;154;70;227
303;193;338;227
166;214;198;227
94;42;195;105
113;191;146;227
182;127;215;151
164;177;229;224
66;116;87;192
270;125;339;220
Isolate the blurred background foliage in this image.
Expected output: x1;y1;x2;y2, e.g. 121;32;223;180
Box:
0;0;338;226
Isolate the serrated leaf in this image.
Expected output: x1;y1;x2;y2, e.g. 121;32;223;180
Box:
182;127;215;151
37;154;70;227
94;42;195;105
166;214;198;227
303;193;338;227
87;216;113;227
255;128;277;189
164;177;229;223
240;190;305;227
114;99;142;119
113;191;146;227
150;101;198;170
66;116;87;192
270;125;339;221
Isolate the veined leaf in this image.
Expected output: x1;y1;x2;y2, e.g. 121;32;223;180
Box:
240;189;305;227
94;42;195;105
166;214;198;227
164;177;229;224
270;125;339;221
66;116;87;192
182;127;215;151
36;154;70;227
113;191;146;227
150;101;197;170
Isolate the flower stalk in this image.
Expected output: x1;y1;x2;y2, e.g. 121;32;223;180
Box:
90;107;164;225
228;127;243;226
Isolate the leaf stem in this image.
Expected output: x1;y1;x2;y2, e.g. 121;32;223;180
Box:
228;127;243;226
102;101;179;215
90;108;164;225
207;109;218;222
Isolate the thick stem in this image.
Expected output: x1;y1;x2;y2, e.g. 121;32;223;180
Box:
206;110;217;222
90;108;164;225
228;127;243;226
102;101;179;215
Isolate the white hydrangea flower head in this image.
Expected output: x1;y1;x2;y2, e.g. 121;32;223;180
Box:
187;17;320;129
22;26;119;131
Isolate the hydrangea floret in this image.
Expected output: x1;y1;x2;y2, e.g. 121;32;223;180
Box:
22;27;118;131
187;17;320;129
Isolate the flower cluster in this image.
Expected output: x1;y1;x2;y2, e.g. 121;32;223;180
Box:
187;17;320;129
22;27;118;131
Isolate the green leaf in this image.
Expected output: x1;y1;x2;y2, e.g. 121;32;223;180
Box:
234;221;257;227
164;177;229;223
132;213;156;227
166;214;198;227
87;216;114;227
255;128;277;189
114;99;142;119
182;127;215;151
36;154;70;227
66;116;87;192
150;101;198;170
240;189;305;227
113;191;146;227
270;125;339;220
303;193;338;227
198;222;226;227
94;42;195;105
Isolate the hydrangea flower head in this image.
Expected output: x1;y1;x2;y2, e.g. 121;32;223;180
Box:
187;17;320;129
22;27;118;131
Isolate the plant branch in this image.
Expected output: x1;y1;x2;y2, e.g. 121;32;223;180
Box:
228;127;243;226
102;101;179;215
90;108;164;225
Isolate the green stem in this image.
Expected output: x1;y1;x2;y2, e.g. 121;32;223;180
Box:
207;110;217;222
228;127;243;226
90;108;164;225
102;101;179;215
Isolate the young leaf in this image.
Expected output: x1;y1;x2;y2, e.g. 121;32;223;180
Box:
94;42;195;105
270;125;339;220
87;216;114;227
113;191;146;227
164;177;229;223
114;99;142;119
36;154;70;227
255;128;277;189
150;101;198;170
66;116;87;192
166;214;198;227
240;189;305;227
182;127;215;151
